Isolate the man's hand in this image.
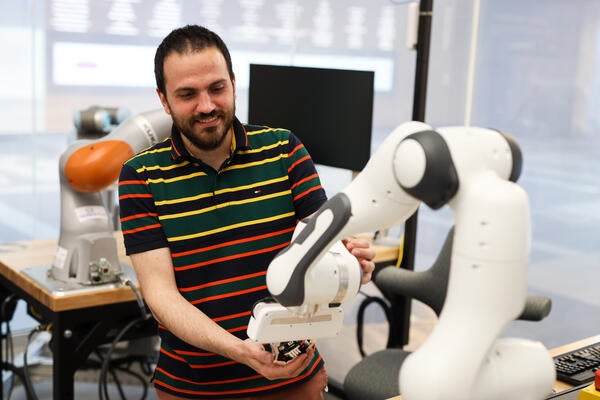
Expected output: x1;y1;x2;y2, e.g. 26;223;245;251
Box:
241;339;315;380
342;237;376;284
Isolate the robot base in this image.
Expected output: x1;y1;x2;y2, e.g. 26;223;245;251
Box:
247;302;344;343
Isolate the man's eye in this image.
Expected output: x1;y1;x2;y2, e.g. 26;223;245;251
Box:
178;93;197;101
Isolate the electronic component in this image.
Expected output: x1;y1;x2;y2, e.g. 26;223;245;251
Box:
554;342;600;386
271;340;314;362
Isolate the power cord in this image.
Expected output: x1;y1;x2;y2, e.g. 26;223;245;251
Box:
21;323;52;400
355;291;392;357
1;294;17;399
1;295;44;400
98;316;150;400
117;274;151;320
97;273;154;400
0;275;153;400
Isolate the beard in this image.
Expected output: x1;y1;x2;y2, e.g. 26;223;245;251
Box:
172;105;236;151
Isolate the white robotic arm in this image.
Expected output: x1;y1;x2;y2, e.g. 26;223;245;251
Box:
247;122;427;343
50;109;172;284
247;121;555;399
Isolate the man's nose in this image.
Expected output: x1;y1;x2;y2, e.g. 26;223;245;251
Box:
195;92;215;113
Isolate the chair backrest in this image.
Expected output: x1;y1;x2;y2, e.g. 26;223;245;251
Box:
374;226;552;321
375;226;454;316
343;226;552;400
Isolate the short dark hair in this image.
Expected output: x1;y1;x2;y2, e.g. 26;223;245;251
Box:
154;25;234;94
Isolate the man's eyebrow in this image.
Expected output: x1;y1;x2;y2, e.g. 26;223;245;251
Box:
174;86;196;93
211;79;228;86
173;79;228;93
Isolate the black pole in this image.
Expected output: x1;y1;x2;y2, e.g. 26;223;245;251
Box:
389;0;434;348
404;0;434;270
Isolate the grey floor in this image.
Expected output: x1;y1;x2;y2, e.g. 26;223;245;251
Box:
8;381;157;400
0;129;598;399
4;360;342;400
7;383;342;400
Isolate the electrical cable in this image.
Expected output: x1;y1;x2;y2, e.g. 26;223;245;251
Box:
2;296;14;397
98;316;148;400
2;309;50;400
1;294;16;399
114;366;148;399
95;353;152;399
22;324;51;400
0;362;36;400
137;356;153;376
108;367;126;400
98;275;153;400
113;362;151;400
124;280;147;318
355;291;393;358
118;274;151;320
4;327;13;400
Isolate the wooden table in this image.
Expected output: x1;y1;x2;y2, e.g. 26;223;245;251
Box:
0;236;140;311
387;335;600;400
0;234;155;400
372;243;400;265
0;234;399;312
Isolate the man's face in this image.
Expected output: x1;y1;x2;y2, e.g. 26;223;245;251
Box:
157;47;236;152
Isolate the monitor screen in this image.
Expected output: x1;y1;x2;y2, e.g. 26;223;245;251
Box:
248;64;374;171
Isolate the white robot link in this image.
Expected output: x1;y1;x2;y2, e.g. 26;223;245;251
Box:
247;121;555;400
51;109;172;285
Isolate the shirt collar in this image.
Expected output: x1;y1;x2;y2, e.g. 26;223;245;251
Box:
170;116;250;162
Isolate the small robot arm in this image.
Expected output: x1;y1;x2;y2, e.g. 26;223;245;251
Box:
247;121;555;399
50;109;172;284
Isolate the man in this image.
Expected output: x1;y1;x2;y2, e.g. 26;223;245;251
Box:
118;24;375;399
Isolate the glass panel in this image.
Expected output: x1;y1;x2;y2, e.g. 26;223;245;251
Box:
423;0;600;348
1;0;597;361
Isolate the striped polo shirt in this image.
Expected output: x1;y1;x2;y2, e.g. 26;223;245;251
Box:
118;117;327;398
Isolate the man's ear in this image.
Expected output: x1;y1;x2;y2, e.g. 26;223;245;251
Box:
156;88;171;115
231;74;237;100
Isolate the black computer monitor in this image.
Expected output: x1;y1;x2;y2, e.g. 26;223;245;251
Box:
247;64;374;172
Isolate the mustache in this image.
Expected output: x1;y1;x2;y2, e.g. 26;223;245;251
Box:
193;111;219;119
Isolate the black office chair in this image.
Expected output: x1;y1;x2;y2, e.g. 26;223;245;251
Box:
343;226;552;400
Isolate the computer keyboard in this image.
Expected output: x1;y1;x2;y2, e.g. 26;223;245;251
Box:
554;341;600;386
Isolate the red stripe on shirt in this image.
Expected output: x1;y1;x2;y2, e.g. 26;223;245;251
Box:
171;227;294;258
118;179;147;186
155;366;262;386
122;223;162;235
120;212;158;223
118;193;153;200
287;155;311;173
190;286;268;305
180;271;266;292
153;356;322;395
290;173;319;191
174;243;288;272
293;185;324;202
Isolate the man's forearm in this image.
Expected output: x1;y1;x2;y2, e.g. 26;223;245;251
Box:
147;290;247;361
130;249;248;362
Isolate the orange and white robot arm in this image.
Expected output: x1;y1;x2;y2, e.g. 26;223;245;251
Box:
51;109;171;284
